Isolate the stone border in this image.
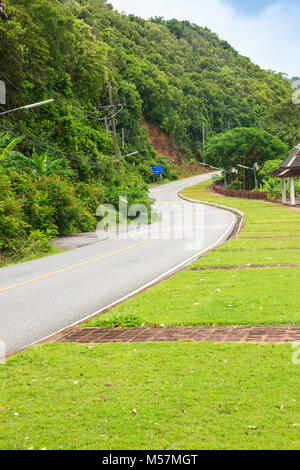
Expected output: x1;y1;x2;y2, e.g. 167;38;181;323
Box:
58;326;300;345
213;182;268;200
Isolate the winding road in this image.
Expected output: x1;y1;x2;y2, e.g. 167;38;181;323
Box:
0;173;236;355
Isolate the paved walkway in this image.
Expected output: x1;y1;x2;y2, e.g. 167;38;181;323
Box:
58;326;300;344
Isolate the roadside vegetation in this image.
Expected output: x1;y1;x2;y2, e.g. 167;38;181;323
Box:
202;127;299;195
203;127;290;191
0;0;296;265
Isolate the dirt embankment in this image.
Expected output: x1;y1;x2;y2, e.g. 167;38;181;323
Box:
143;121;208;178
143;121;184;165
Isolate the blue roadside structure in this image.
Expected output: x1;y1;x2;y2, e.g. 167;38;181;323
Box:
151;165;164;175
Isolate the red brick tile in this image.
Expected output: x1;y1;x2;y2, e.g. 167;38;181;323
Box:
57;326;300;344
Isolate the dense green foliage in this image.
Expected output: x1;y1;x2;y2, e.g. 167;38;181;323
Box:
0;0;296;260
0;164;25;252
265;100;300;148
0;0;293;161
0;161;51;264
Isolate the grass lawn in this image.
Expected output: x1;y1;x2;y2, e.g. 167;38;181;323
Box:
0;342;299;450
86;268;300;327
87;180;300;328
2;179;299;451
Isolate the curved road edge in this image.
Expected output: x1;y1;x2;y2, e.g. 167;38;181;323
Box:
178;191;245;240
20;180;244;354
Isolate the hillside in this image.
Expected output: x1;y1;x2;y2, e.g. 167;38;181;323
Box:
0;1;292;164
0;0;295;261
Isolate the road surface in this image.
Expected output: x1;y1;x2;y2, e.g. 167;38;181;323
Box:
0;174;236;355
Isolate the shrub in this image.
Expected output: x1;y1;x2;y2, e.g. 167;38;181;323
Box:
103;168;150;210
10;174;100;236
0;167;27;253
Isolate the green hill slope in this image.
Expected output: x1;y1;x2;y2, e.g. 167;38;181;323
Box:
0;0;295;261
0;0;292;167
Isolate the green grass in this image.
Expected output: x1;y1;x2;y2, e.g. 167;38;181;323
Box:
0;244;65;268
192;249;300;268
2;180;300;451
87;268;300;327
1;342;299;450
87;179;300;328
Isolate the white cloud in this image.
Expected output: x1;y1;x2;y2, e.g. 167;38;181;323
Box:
110;0;300;77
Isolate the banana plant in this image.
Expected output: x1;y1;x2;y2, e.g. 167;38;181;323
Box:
0;136;24;161
7;149;73;177
30;151;65;176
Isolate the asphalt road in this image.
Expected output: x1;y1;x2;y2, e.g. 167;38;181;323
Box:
0;173;236;355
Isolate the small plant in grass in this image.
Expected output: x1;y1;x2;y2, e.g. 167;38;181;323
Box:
90;310;145;328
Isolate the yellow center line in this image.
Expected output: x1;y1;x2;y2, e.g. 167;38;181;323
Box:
155;201;185;205
152;183;183;194
0;238;153;294
0;207;201;294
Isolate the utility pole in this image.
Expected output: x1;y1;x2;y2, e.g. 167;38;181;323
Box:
292;120;296;146
108;82;120;170
104;116;109;135
121;128;125;151
228;120;231;131
202;124;209;149
254;164;258;190
202;124;206;149
0;80;6;105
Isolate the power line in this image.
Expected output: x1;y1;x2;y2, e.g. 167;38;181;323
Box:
0;29;128;166
0;25;120;124
4;19;128;126
0;112;110;169
0;70;125;171
0;124;116;171
0;60;124;128
108;82;120;170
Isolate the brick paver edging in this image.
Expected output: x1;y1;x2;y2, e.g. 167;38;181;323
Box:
58;326;300;344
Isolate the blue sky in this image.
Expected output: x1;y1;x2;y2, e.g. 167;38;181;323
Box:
111;0;300;77
228;0;274;15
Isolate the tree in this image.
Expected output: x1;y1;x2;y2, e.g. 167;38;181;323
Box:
204;128;289;190
265;100;300;147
